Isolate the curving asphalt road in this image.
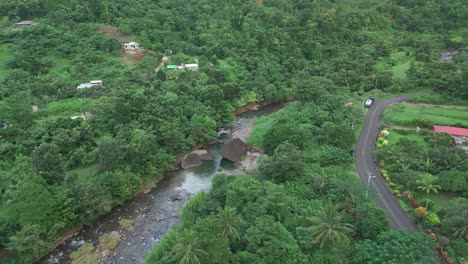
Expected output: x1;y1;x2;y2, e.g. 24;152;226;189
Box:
355;95;419;233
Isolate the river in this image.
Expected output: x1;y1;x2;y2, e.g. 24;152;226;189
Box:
40;102;290;264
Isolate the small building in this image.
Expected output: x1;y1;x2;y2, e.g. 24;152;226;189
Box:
32;105;39;112
77;80;103;90
77;83;94;89
15;20;34;27
185;63;199;71
90;80;103;86
166;65;176;69
123;42;140;51
70;112;92;121
434;125;468;151
175;65;186;70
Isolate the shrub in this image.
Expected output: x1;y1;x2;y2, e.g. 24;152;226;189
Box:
99;233;121;251
425;213;441;226
410;200;419;208
415;207;427;218
420;198;433;210
377;137;385;143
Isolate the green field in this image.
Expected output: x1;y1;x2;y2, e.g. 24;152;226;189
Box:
0;44;13;77
387;129;429;147
247;109;285;147
384;103;468;127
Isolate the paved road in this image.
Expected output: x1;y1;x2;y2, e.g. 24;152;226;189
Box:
355;96;419;233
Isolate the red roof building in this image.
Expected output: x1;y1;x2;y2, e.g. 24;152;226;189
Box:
433;126;468;137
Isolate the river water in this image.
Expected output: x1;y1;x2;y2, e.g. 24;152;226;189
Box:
40;102;290;264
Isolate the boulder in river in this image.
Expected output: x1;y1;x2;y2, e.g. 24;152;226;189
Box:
181;153;203;169
191;149;214;160
222;138;248;162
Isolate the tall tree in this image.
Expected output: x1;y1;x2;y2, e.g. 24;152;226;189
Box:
307;201;353;249
172;230;208;264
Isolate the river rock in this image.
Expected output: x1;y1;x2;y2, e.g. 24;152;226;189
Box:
181;153;203;169
170;194;181;201
222;138;248;162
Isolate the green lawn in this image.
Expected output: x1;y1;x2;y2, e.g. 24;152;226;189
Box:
387;129;429;147
247;109;285;147
0;44;13;77
384;103;468;127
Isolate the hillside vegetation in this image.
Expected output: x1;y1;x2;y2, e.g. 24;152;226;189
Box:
0;0;467;263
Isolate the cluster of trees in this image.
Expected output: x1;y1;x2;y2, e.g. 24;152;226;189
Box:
0;0;466;262
146;90;437;263
376;136;468;259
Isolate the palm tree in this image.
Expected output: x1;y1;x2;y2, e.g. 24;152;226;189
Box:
172;230;208;264
416;174;441;196
307;201;354;249
217;206;241;241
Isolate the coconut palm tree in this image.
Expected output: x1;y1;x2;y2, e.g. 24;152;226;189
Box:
308;201;354;249
217;206;241;241
416;174;441;196
172;230;208;264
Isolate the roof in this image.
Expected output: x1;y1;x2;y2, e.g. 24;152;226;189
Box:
185;64;198;67
434;125;468;137
124;42;138;45
16;20;33;25
166;65;176;69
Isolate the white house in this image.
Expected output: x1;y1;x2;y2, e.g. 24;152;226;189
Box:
77;80;103;90
77;83;94;89
90;80;103;86
123;42;140;50
185;63;199;71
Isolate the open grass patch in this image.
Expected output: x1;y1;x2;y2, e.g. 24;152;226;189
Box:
384;103;468;127
70;243;95;260
387;129;429;147
374;51;413;80
119;219;134;231
45;98;93;117
98;233;121;251
247;108;285;147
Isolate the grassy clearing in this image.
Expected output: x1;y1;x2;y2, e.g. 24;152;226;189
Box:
374;51;412;79
45;98;93;117
387;129;429;147
247;109;285;147
384;103;468;127
0;44;13;77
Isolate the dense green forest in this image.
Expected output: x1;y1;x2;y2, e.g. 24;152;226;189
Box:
0;0;467;263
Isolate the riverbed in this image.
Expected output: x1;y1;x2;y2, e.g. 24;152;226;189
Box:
40;102;290;264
